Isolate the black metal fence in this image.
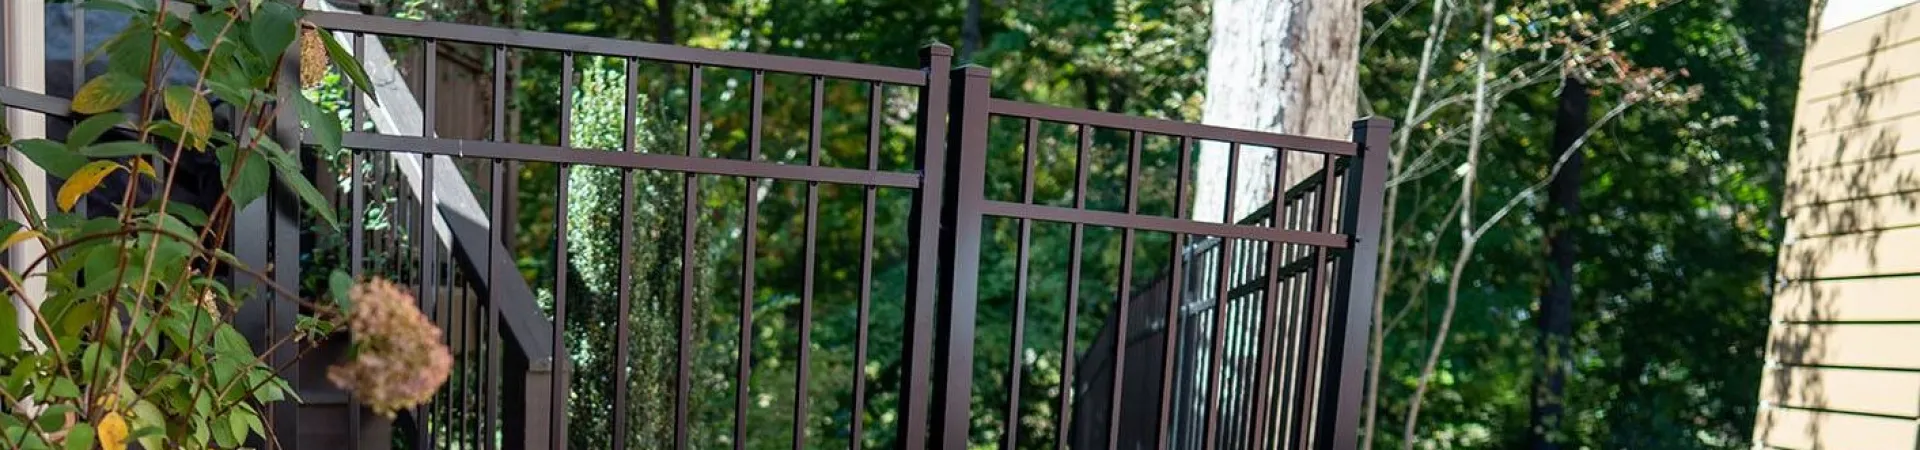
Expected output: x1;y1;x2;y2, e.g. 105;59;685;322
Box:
1;8;1388;450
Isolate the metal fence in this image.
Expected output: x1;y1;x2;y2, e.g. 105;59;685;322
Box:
1;7;1388;450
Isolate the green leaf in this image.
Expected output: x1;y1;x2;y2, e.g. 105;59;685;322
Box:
330;270;354;312
70;72;146;115
78;0;154;14
249;2;299;61
253;138;340;227
104;24;158;78
1;101;10;146
0;296;15;357
11;139;86;179
280;161;340;228
316;26;376;103
213;326;252;359
52;300;100;338
61;423;94;450
48;378;80;399
65;112;128;150
190;11;231;49
159;29;209;74
216;145;269;208
296;94;342;154
163;200;210;226
80;141;161;159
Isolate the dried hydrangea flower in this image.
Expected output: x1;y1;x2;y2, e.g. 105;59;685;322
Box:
327;279;452;417
299;27;329;88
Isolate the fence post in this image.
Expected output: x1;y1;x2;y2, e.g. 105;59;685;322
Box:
1318;117;1393;449
234;34;308;450
898;43;952;450
932;64;992;450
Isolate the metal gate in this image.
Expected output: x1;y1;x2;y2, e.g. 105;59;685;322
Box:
3;8;1388;449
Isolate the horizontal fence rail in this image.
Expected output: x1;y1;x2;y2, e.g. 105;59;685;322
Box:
2;7;1388;449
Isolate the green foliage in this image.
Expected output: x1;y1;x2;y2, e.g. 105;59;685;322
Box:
0;0;380;447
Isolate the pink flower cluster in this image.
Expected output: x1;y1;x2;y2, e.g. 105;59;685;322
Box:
327;279;453;417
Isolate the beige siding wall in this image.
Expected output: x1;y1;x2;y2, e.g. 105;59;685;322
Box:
1757;2;1920;448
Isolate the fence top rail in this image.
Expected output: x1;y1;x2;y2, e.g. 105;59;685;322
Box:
984;98;1358;156
302;11;931;86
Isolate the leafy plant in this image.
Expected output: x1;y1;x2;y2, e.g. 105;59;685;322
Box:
0;0;446;448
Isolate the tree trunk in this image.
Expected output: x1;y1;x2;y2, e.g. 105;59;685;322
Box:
962;0;982;61
1193;0;1359;223
653;0;677;44
1529;76;1587;450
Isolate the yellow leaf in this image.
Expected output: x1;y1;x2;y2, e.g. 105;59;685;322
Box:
132;159;157;179
98;411;128;450
163;87;213;149
0;229;41;251
71;73;145;115
58;161;123;212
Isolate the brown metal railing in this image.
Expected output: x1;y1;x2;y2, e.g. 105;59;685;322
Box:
4;7;1389;449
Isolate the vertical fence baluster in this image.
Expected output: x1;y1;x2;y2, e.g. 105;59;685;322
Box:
552;50;576;450
793;74;824;450
1202;142;1240;450
676;64;703;450
849;81;881;450
611;57;639;450
1154;135;1192;450
1291;152;1338;447
348;127;367;450
1002;117;1038;450
1056;122;1091;450
1104;130;1142;450
486;43;511;450
1249;147;1289;450
735;68;765;450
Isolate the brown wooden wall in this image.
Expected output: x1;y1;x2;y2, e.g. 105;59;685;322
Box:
1757;2;1920;448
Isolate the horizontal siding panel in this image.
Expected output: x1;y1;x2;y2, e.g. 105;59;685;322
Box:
1796;75;1920;134
1785;150;1920;206
1790;115;1920;169
1798;41;1920;102
1806;5;1920;69
1775;276;1920;322
1788;194;1920;238
1760;366;1920;417
1779;227;1920;280
1756;407;1918;449
1768;323;1920;369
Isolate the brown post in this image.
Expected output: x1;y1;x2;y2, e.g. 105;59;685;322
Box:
932;64;992;450
1318;117;1393;449
897;43;952;450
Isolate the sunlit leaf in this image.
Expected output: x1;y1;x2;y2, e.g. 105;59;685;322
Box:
0;229;43;252
98;411;129;450
71;72;146;115
58;161;124;212
162;86;214;148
